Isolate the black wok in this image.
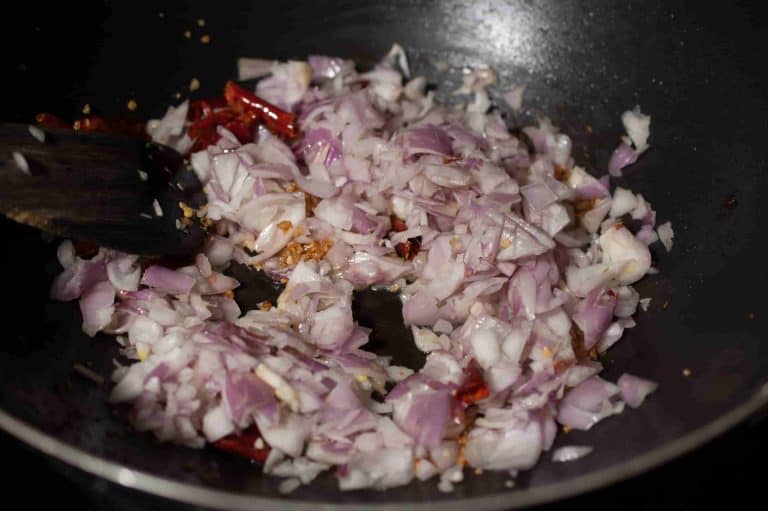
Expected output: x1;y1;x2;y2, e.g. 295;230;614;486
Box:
1;1;767;509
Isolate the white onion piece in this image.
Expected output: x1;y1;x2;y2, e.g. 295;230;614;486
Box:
552;445;593;463
80;281;116;337
237;57;275;80
618;373;658;408
609;187;637;217
621;106;651;154
598;226;651;285
657;221;674;252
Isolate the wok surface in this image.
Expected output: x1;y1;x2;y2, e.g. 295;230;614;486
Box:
1;1;767;509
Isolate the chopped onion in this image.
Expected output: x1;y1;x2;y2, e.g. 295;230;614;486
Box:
49;45;667;493
657;221;674;252
12;151;30;175
609;187;637;217
140;266;195;295
618;373;658;408
552;445;593;463
621;106;651;154
503;84;526;111
608;143;638;177
237;58;275;81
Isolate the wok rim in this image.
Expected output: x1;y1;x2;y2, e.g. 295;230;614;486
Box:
1;381;766;510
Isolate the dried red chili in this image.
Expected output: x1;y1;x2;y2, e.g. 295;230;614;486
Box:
35;113;70;130
73;116;111;133
188;109;259;153
554;164;570;182
187;109;238;153
222;115;255;145
224;81;299;139
37;81;296;157
395;236;421;260
75;116;147;138
455;363;490;405
187;94;260;153
36;112;147;139
212;426;270;463
188;97;228;123
73;240;100;259
390;215;407;233
570;323;598;360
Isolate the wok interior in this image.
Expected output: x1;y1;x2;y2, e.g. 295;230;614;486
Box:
1;1;767;506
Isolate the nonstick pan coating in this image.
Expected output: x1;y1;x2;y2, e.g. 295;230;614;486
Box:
1;1;767;509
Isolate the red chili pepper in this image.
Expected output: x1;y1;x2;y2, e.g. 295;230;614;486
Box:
222;114;256;144
455;363;490;405
73;116;111;133
395;236;421;260
188;97;228;122
187;109;257;153
224;81;299;139
36;112;147;139
73;240;100;259
36;112;70;130
212;426;270;463
187;110;237;137
390;215;408;233
188;110;235;153
74;116;148;139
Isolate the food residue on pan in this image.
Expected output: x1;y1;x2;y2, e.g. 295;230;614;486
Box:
715;192;739;220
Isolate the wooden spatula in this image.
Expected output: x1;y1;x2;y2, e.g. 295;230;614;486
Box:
0;122;206;256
